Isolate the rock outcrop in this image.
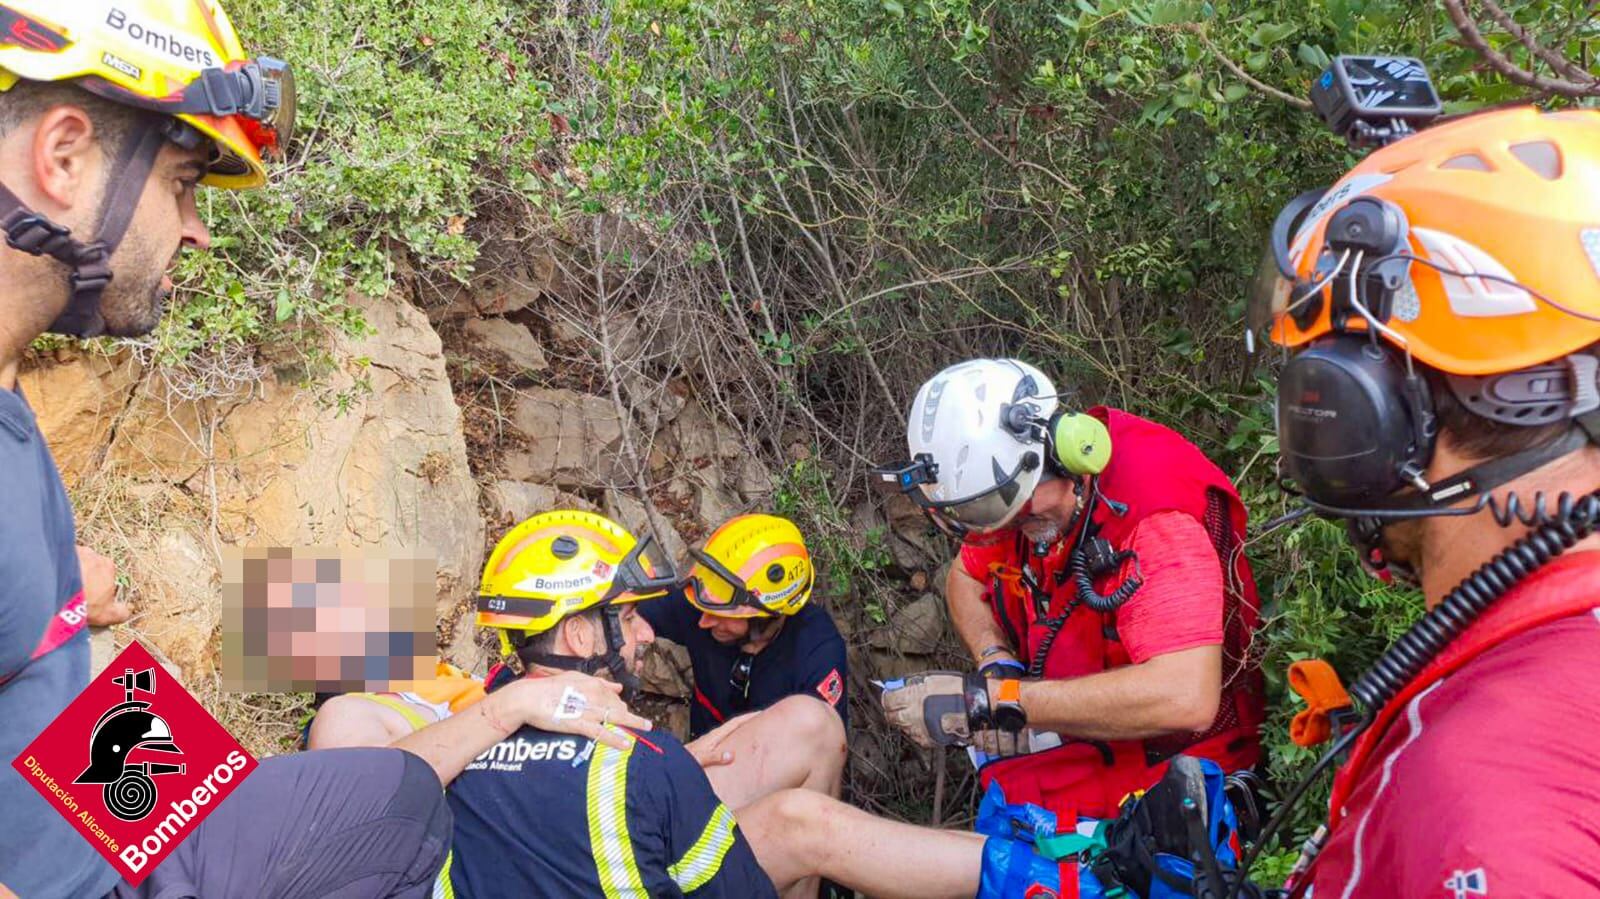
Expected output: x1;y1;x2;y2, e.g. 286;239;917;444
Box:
21;292;484;682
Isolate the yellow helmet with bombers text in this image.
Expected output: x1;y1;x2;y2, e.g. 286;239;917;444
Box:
683;514;815;619
0;1;294;188
0;1;294;336
477;511;677;659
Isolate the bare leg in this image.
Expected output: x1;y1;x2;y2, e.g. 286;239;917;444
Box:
738;788;986;899
691;695;847;810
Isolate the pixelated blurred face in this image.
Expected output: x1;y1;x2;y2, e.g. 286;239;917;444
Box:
221;548;437;693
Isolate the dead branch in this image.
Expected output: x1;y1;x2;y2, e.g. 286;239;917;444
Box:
1477;0;1598;85
1442;0;1600;97
1182;24;1313;110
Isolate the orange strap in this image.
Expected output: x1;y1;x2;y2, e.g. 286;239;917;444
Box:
987;562;1024;591
1287;659;1352;747
995;678;1021;704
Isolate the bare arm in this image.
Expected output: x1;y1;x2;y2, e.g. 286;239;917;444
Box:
308;672;652;787
945;563;1015;666
307;694;420;750
1017;644;1222;740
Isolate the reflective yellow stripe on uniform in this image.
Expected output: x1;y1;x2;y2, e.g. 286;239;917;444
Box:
587;738;648;897
668;802;738;892
432;848;454;899
357;693;434;732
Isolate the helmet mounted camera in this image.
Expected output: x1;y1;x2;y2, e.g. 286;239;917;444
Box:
1310;56;1442;149
1229;58;1600;897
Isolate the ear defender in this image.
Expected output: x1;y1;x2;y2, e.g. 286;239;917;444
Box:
1049;412;1112;476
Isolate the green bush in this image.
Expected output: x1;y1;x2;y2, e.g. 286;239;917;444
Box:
152;0;554;366
113;0;1591;865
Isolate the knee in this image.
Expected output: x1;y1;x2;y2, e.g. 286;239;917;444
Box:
770;694;846;757
767;787;833;848
742;788;838;884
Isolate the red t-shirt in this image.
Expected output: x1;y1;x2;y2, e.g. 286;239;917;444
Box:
959;510;1225;663
1311;553;1600;897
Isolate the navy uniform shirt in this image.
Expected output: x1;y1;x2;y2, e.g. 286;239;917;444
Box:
445;723;776;898
0;388;119;898
641;593;848;738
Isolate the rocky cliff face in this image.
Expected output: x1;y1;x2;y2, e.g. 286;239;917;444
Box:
24;293;483;700
438;288;778;680
20;267;789;737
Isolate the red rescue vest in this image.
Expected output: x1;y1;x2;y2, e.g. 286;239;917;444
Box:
1292;551;1600;894
977;407;1265;820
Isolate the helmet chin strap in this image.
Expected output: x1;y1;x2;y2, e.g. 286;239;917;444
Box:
0;115;176;338
515;605;640;698
1321;425;1597;586
744;615;783;649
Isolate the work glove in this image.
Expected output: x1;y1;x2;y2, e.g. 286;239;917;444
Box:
880;671;1029;756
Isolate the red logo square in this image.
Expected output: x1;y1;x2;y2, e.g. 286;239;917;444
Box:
817;668;843;707
10;641;258;886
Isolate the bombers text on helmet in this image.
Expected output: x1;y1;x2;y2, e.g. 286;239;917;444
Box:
682;514;814;619
476;510;677;691
0;1;295;336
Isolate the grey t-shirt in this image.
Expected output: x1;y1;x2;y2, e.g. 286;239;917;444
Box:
0;387;119;898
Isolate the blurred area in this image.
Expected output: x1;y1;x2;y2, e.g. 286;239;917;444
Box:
221;547;436;693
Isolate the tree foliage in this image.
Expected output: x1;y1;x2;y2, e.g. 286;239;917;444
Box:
151;0;1599;864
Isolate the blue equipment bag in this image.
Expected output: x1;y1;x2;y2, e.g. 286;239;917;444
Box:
974;757;1242;899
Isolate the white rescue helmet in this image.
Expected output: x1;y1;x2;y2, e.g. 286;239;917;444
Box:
892;359;1058;536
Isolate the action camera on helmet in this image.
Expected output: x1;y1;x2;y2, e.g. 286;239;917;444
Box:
1310;56;1442;148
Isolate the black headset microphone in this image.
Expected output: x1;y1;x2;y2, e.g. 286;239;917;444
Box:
996;400;1148;681
1231;183;1600;899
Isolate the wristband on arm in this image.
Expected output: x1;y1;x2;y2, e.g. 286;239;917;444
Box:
978;657;1026;680
991;678;1026;733
977;643;1014;662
